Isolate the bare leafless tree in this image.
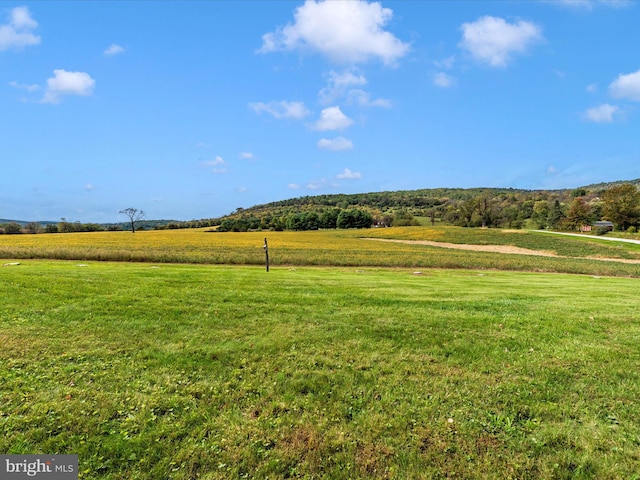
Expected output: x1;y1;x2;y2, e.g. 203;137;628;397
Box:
119;208;145;233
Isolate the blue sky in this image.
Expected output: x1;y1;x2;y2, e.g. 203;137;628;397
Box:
2;0;639;222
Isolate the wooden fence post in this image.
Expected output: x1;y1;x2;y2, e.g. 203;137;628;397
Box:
263;237;269;272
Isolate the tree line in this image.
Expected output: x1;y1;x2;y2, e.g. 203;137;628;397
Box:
210;183;640;233
217;208;374;232
2;182;639;234
0;218;181;234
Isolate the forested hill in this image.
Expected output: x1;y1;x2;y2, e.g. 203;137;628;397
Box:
238;187;553;214
581;178;640;191
238;179;640;216
210;179;640;232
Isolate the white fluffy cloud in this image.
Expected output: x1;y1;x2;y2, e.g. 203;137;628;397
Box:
104;44;125;56
337;168;362;179
0;6;40;51
459;16;543;67
318;136;354;151
433;72;456;88
42;69;95;104
584;103;619;123
239;152;255;160
313;106;353;131
259;0;409;66
249;100;310;119
609;69;640;102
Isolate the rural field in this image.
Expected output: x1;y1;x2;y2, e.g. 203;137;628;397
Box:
1;227;640;479
1;226;640;276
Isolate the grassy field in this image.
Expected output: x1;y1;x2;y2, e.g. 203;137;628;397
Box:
1;226;640;277
1;261;640;479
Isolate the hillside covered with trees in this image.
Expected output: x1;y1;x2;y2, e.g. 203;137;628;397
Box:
2;180;639;234
204;180;640;234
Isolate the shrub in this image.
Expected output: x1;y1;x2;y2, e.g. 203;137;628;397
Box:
4;223;23;234
627;226;637;234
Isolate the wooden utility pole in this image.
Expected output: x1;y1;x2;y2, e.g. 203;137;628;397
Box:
263;237;269;272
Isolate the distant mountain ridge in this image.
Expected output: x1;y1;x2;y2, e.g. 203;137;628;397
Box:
0;219;57;226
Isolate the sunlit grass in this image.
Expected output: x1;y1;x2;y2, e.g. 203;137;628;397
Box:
1;262;639;479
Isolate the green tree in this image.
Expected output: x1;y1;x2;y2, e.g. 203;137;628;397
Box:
4;222;22;234
319;209;340;229
337;209;372;229
286;213;305;231
531;201;550;229
218;219;235;232
357;210;373;228
564;197;594;231
303;212;319;230
603;183;640;231
392;209;419;227
477;195;494;228
459;199;477;226
336;209;357;229
547;200;566;229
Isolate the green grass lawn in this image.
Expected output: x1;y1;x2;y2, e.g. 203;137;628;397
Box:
2;261;639;479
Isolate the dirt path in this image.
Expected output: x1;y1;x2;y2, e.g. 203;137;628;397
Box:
365;237;558;256
363;238;640;264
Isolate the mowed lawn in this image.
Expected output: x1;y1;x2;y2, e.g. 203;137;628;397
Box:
1;261;639;479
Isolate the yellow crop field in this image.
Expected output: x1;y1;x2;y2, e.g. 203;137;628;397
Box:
1;226;640;277
0;228;403;265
